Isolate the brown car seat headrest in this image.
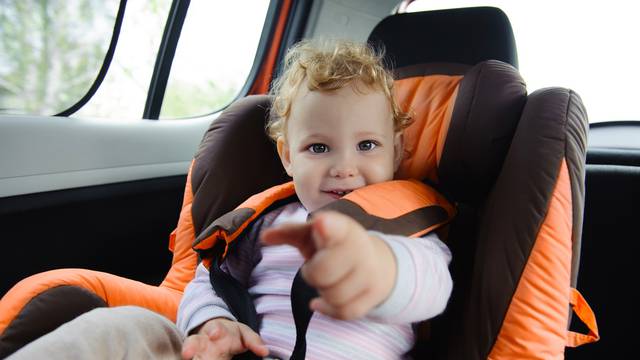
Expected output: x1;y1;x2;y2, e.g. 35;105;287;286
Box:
368;6;518;68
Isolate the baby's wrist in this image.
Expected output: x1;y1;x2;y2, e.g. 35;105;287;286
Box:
193;317;234;335
370;233;397;303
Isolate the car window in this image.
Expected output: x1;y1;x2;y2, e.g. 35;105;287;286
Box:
160;0;271;119
0;0;120;116
407;0;640;123
73;0;171;119
1;0;271;120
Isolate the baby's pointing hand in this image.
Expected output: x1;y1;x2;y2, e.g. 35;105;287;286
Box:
261;211;397;320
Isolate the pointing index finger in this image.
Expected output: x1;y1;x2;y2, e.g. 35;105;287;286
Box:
261;222;316;259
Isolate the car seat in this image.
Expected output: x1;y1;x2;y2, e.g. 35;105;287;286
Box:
367;7;599;359
0;6;597;359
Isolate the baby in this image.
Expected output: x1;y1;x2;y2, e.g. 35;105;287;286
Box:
179;39;453;360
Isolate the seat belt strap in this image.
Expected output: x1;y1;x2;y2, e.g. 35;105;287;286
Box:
289;269;319;360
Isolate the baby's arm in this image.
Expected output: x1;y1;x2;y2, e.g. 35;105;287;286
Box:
178;264;268;359
178;216;269;359
261;210;452;323
367;231;452;323
178;215;265;334
177;263;236;334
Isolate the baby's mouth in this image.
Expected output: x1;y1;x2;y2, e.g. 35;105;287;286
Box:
323;189;353;198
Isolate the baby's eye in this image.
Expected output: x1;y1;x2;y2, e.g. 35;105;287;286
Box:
308;143;329;153
358;140;377;151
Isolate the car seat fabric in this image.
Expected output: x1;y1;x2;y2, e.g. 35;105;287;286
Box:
368;6;518;69
193;180;456;262
446;88;593;359
369;6;597;360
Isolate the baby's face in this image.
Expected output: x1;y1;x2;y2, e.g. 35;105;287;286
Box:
277;83;402;212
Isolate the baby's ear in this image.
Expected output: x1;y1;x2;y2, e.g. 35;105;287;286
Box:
277;137;293;177
393;132;404;171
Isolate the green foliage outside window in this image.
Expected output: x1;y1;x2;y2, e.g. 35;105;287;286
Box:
0;0;116;115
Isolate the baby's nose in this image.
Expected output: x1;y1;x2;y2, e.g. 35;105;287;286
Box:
329;162;357;178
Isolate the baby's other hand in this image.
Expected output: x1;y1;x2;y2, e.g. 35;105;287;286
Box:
262;211;397;320
181;318;268;360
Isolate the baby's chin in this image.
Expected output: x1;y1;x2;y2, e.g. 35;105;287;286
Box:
301;195;338;213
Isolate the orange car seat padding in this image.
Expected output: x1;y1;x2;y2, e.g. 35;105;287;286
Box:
194;182;297;259
195;180;454;260
566;288;599;347
322;179;455;238
488;159;572;359
394;75;463;182
162;160;198;292
0;269;183;337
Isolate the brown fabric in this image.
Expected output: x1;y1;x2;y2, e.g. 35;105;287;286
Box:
438;60;527;204
563;91;588;287
195;208;256;249
0;286;106;358
191;95;290;238
443;88;575;359
320;199;449;237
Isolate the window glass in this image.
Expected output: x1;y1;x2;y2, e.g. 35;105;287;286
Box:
74;0;171;119
407;0;640;123
0;0;118;115
160;0;271;119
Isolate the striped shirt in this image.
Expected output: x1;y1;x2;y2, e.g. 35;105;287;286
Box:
178;202;452;359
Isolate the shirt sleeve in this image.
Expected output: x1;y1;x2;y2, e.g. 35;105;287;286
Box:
366;231;453;324
176;217;266;336
176;262;237;336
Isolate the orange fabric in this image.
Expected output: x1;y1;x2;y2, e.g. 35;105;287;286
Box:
195;180;455;261
394;75;463;182
0;269;183;334
161;161;198;292
344;179;455;222
489;159;573;360
248;0;293;95
566;288;599;347
193;182;297;257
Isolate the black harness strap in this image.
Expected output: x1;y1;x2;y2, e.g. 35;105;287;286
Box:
209;242;261;360
289;269;319;360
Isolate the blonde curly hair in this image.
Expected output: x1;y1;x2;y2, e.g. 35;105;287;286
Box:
267;39;411;141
